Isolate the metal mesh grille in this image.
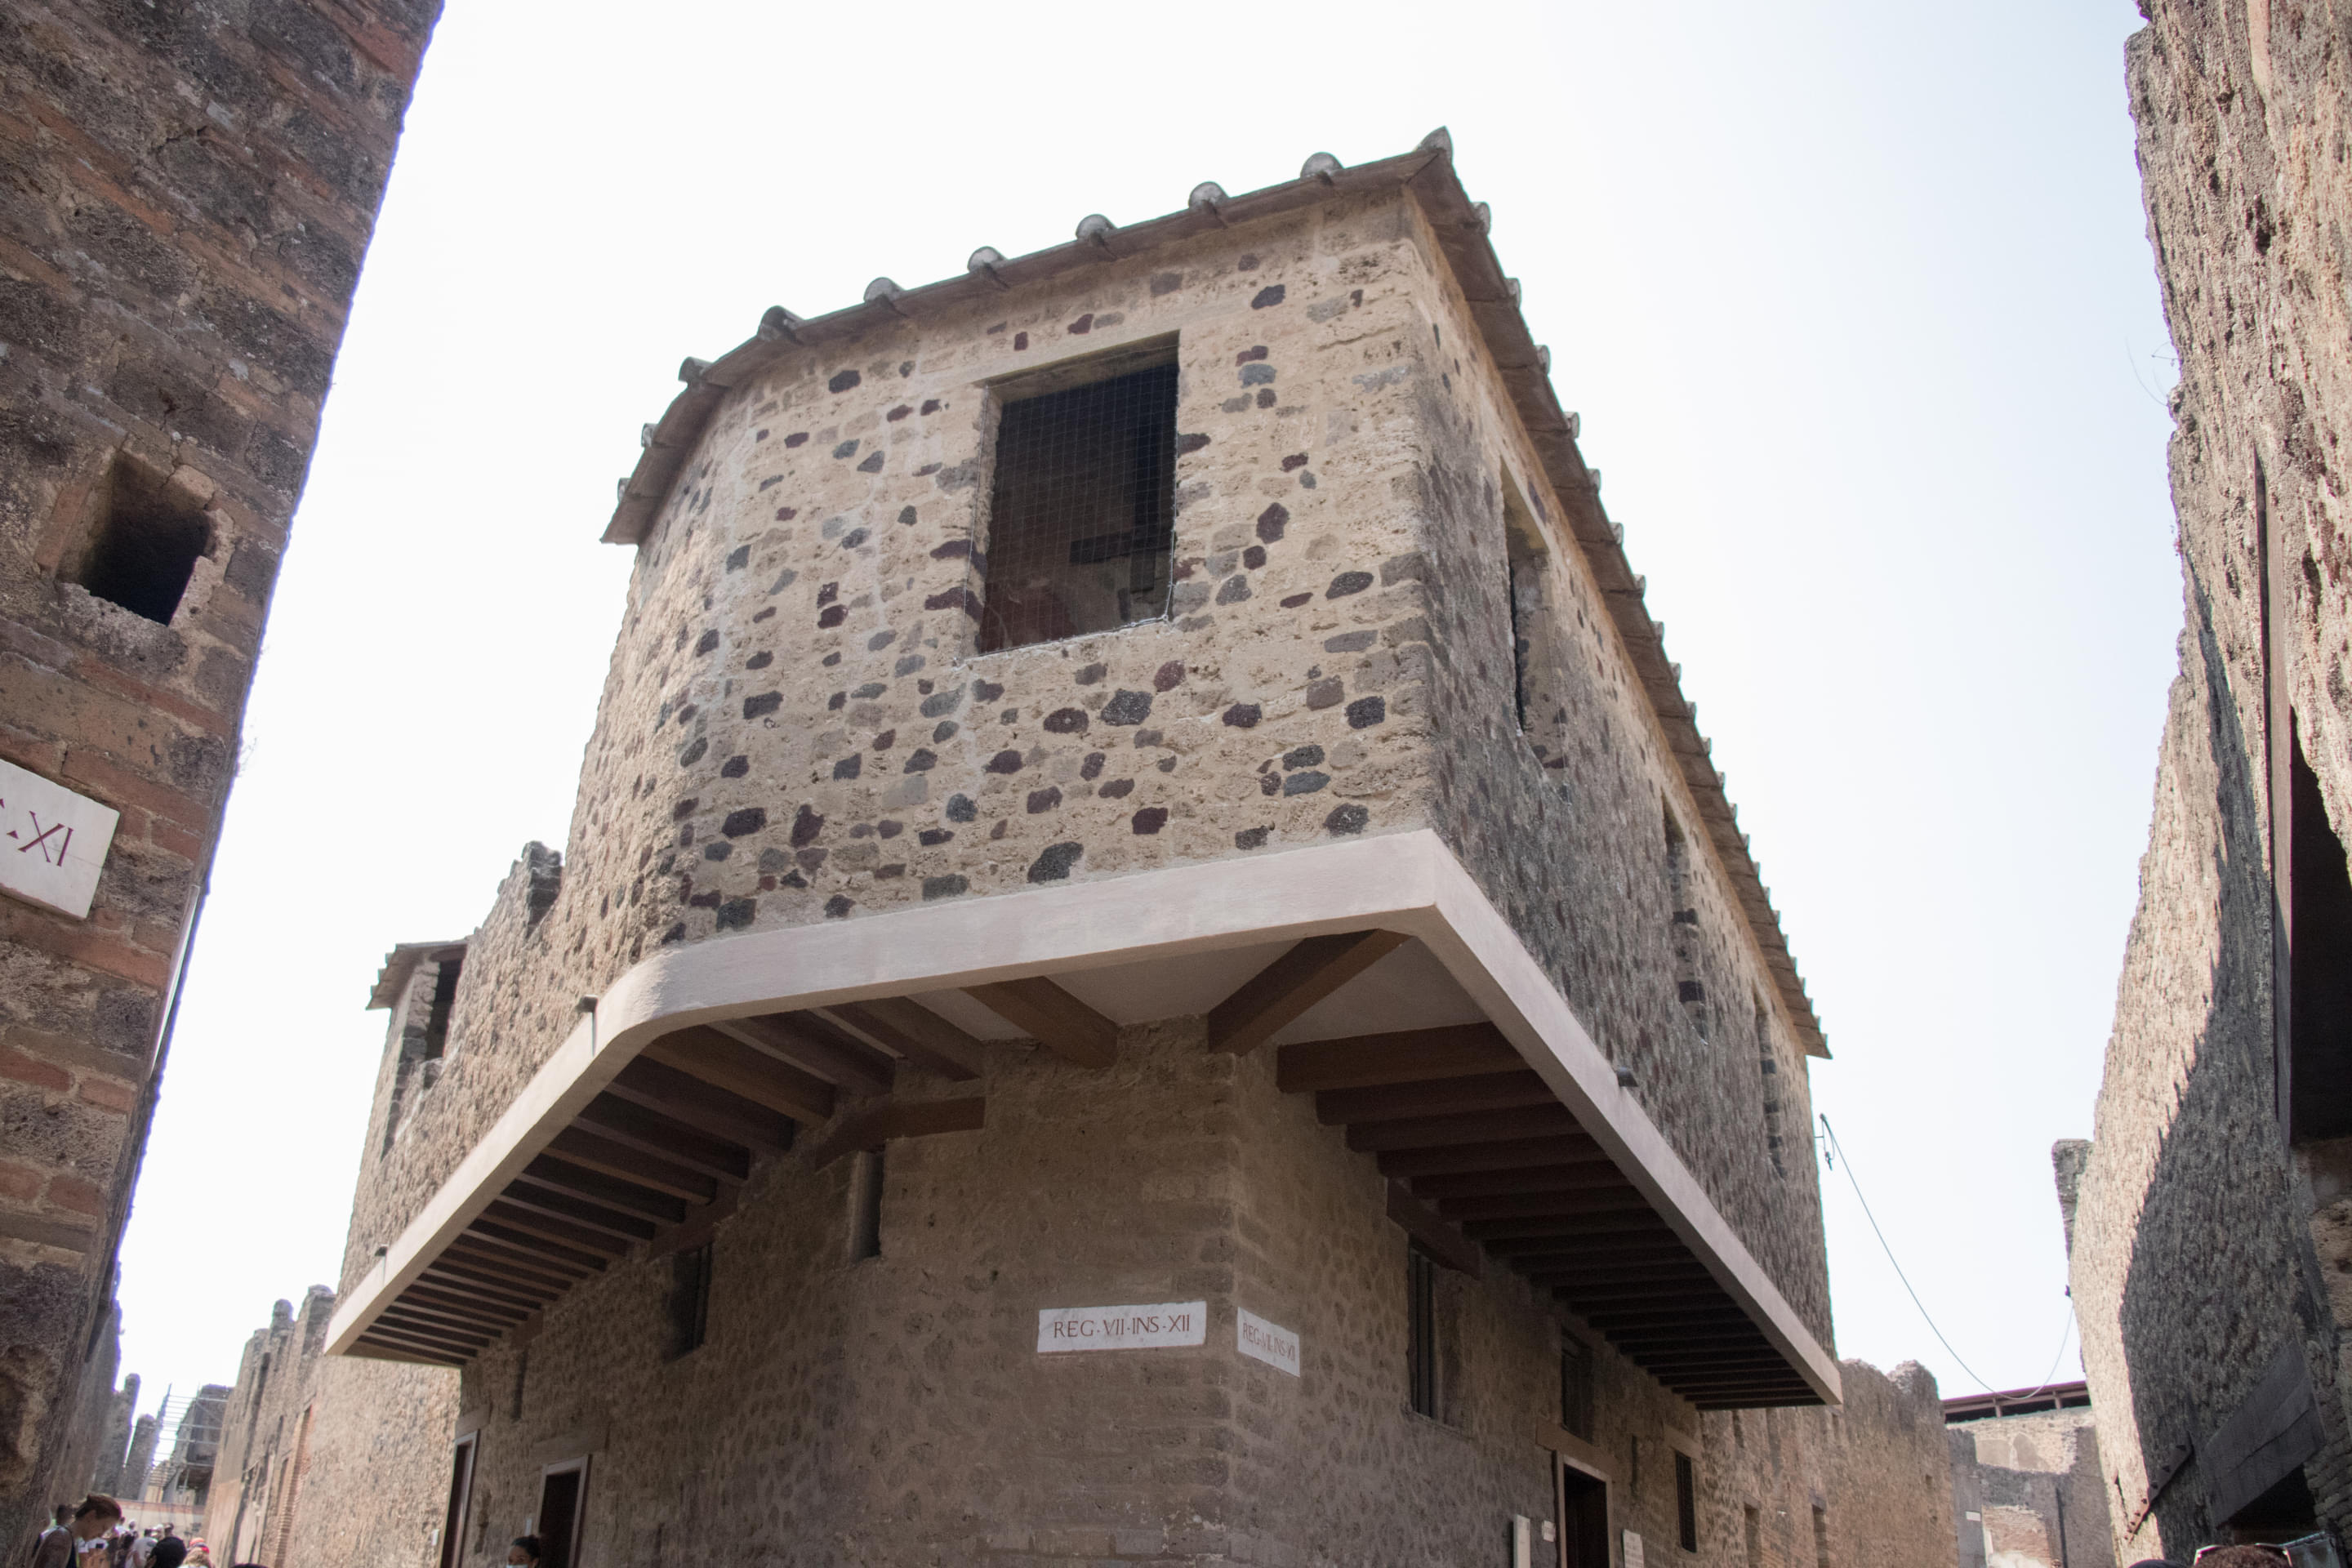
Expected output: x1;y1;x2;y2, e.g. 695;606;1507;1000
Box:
979;360;1178;653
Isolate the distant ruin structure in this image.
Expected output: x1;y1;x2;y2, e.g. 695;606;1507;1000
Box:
203;1286;453;1568
0;1;439;1553
1945;1382;2118;1568
2069;5;2352;1553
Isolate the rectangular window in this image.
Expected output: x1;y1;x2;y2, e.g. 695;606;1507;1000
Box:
849;1148;884;1261
2287;720;2352;1138
422;956;463;1061
73;452;211;625
1811;1503;1830;1568
666;1243;711;1359
1743;1504;1762;1568
1675;1452;1698;1553
1408;1248;1440;1418
978;349;1179;653
1560;1339;1594;1440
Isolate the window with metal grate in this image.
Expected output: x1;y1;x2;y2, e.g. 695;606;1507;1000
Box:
979;357;1178;653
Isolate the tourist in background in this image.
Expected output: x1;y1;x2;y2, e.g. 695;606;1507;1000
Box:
27;1505;72;1568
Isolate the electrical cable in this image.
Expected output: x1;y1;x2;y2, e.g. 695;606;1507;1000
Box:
1820;1112;2076;1399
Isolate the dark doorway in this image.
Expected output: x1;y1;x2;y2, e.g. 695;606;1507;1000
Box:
438;1435;475;1568
2287;724;2352;1139
1557;1459;1608;1568
2225;1466;2319;1546
537;1459;587;1568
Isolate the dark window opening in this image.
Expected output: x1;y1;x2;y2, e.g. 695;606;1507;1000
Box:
422;957;463;1061
978;353;1178;653
666;1242;711;1358
438;1435;475;1568
1558;1461;1609;1568
1744;1503;1763;1568
536;1459;586;1568
1756;998;1786;1177
1408;1247;1441;1419
2287;720;2352;1140
1677;1453;1699;1553
1502;473;1568;767
849;1148;884;1261
1560;1339;1594;1440
1811;1503;1829;1567
76;456;211;624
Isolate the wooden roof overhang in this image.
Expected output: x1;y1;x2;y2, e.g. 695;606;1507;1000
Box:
329;831;1838;1411
599;129;1825;1061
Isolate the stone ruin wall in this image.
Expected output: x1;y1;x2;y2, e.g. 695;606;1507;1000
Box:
204;1285;452;1568
0;0;438;1550
1949;1407;2118;1568
2072;0;2352;1557
327;1007;1891;1568
332;185;1829;1348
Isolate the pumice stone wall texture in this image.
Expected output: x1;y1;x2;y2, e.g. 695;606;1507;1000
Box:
2071;1;2352;1561
0;2;439;1555
284;134;1936;1568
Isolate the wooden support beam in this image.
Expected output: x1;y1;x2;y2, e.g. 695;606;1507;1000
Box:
1538;1265;1717;1292
1436;1187;1650;1223
481;1200;634;1258
514;1157;690;1226
354;1334;461;1367
822;997;985;1080
713;1013;897;1098
1209;929;1410;1054
1407;1165;1637;1202
572;1097;753;1182
1492;1234;1691;1263
1376;1134;1605;1180
417;1261;550;1315
375;1311;492;1352
1463;1213;1670;1243
467;1217;614;1274
444;1232;597;1285
642;1026;840;1123
359;1325;471;1362
1277;1022;1523;1092
494;1183;658;1245
1608;1333;1775;1359
542;1125;720;1204
1346;1103;1581;1153
1386;1180;1483;1278
964;977;1119;1067
606;1056;800;1152
403;1283;530;1326
1320;1071;1558;1126
1507;1248;1695;1276
806;1095;987;1170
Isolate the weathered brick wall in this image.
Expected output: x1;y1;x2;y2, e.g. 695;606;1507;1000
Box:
203;1286;452;1568
335;186;1827;1353
0;0;437;1550
2071;2;2352;1558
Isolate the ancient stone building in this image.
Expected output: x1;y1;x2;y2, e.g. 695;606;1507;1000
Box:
204;1285;454;1568
2068;2;2352;1558
0;0;439;1552
1944;1382;2118;1568
301;131;1878;1567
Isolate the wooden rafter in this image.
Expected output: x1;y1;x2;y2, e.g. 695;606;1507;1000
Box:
1276;1022;1522;1091
639;1026;838;1124
571;1097;752;1182
604;1056;799;1152
1207;930;1409;1054
964;977;1119;1067
822;997;985;1080
805;1094;987;1169
712;1013;896;1099
541;1125;721;1204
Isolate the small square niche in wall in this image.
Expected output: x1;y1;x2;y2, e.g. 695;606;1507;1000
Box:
74;455;212;624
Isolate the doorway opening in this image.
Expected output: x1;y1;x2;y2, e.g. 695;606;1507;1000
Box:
537;1457;588;1568
1557;1457;1609;1568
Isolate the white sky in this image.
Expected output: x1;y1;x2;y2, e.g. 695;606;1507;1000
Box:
114;0;2175;1420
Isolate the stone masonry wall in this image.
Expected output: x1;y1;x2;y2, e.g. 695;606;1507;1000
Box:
333;183;1828;1352
318;1015;1889;1568
0;1;438;1552
205;1285;453;1568
2071;1;2352;1559
1948;1407;2118;1568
